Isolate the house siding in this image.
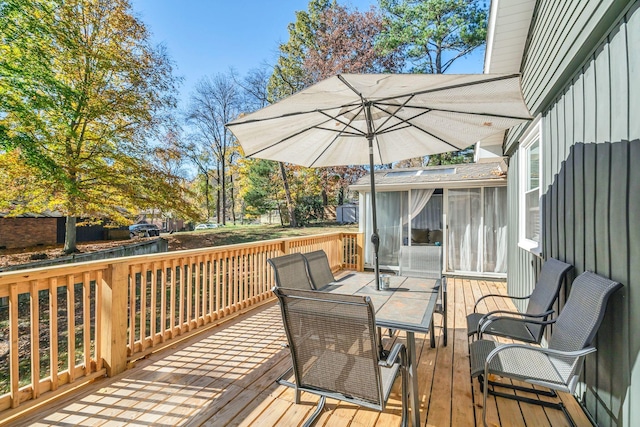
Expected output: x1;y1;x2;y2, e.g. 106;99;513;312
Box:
507;1;640;425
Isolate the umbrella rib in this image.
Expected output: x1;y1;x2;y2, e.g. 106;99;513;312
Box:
244;116;336;158
375;102;531;121
372;94;416;137
369;105;462;150
317;106;367;136
374;73;524;104
227;102;363;126
310;105;366;167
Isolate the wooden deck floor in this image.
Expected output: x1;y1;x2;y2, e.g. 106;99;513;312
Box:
18;277;592;427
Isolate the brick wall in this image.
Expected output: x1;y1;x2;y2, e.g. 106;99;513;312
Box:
0;218;58;249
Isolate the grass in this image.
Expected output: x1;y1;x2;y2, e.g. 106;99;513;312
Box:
168;221;358;248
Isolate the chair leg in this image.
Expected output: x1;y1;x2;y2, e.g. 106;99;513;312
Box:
400;364;409;427
442;282;447;346
478;374;557;398
276;366;301;403
480;375;575;427
429;316;436;348
302;395;326;427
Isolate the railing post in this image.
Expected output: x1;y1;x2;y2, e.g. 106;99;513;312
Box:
281;239;291;255
356;232;365;272
100;262;129;376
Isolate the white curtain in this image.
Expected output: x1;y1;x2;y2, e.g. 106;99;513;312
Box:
484;187;507;273
407;189;434;223
364;192;406;266
411;193;443;231
447;189;482;272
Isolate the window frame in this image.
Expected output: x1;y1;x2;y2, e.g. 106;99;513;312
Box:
518;117;542;253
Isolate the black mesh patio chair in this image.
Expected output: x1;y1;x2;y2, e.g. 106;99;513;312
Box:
274;287;408;427
466;257;572;343
267;253;314;290
301;250;336;289
398;245;447;347
469;271;622;427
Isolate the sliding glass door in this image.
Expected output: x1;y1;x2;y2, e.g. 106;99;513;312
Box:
446;187;507;274
362;186;507;275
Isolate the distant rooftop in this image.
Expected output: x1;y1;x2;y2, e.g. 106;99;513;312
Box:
350;160;507;191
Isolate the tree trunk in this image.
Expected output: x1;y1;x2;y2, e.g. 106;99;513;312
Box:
216;165;221;223
230;173;236;225
221;160;226;225
279;162;297;227
204;172;212;220
63;215;77;254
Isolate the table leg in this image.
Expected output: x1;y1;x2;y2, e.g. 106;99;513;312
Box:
406;331;420;427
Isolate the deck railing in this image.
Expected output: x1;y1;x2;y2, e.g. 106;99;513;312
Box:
0;231;363;417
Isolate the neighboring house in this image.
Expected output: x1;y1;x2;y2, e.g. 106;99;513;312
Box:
0;211;128;249
0;211;60;249
351;161;508;278
136;209;185;232
486;0;639;425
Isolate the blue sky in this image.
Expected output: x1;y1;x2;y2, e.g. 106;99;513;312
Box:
130;0;485;109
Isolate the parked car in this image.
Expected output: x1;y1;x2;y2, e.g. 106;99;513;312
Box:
195;223;218;230
129;223;160;238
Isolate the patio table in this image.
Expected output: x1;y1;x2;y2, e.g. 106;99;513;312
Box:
319;272;444;427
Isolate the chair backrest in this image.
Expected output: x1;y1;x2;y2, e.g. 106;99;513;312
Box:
274;287;385;408
398;245;442;279
525;258;573;315
267;253;314;290
524;258;573;339
302;250;336;289
549;271;622;353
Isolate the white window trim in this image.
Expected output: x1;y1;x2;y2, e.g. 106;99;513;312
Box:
518;117;542;254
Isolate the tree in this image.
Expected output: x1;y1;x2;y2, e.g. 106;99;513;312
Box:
0;0;197;253
186;73;241;225
267;0;403;225
236;158;279;218
377;0;487;74
378;0;486;165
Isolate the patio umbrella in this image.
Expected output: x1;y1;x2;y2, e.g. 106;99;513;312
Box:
226;73;531;289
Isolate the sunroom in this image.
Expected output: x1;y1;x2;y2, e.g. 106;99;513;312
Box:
351;160;508;278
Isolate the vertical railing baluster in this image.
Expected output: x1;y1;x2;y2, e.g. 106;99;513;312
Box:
9;283;19;408
160;261;167;342
83;272;91;376
49;278;59;391
67;275;76;383
95;270;103;371
30;280;40;399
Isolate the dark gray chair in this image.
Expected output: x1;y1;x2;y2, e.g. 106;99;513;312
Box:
469;271;622;427
301;250;336;289
274;287;408;427
267;253;314;290
466;257;572;343
398;245;447;347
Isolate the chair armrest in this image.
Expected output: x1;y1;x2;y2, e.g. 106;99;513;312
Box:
473;293;531;312
479;308;553;323
485;343;597;368
379;343;407;368
479;316;556;334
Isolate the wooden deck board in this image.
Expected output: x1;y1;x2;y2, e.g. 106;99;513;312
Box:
14;277;591;427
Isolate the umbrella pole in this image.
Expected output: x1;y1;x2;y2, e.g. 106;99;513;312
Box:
367;135;381;291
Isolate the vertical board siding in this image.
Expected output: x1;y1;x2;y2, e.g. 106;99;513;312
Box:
508;2;639;425
521;0;629;114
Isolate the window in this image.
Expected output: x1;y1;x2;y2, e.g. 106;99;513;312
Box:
519;118;541;252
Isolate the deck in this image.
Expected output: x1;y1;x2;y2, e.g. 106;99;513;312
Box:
18;277;591;427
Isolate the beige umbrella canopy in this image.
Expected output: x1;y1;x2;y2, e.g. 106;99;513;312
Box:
227;73;531;288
